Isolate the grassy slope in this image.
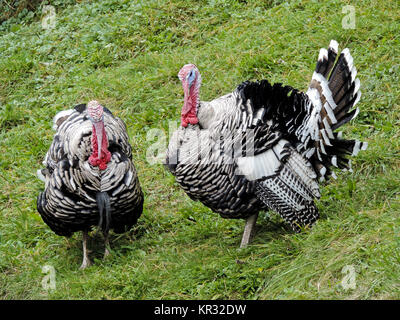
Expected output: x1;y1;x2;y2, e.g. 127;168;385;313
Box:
0;0;399;299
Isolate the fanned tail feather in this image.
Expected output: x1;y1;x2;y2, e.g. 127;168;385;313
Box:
301;40;367;180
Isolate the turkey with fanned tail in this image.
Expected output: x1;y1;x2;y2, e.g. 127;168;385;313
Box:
165;40;367;247
37;101;143;268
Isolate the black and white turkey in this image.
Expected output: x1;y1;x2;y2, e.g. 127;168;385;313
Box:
37;101;143;268
165;40;367;247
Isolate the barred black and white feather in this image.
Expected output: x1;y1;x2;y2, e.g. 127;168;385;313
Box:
166;41;367;232
37;104;143;237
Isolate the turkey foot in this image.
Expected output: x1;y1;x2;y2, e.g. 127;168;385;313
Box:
240;213;258;248
103;232;111;260
80;231;92;269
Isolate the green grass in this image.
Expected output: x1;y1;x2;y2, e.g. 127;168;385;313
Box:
0;0;399;299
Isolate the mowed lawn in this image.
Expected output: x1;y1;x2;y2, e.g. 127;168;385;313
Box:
0;0;399;299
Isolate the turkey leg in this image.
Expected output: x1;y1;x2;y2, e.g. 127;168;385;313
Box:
240;213;258;248
103;232;110;259
80;231;92;269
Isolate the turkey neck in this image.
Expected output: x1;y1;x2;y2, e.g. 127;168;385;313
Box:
89;121;111;170
181;83;200;127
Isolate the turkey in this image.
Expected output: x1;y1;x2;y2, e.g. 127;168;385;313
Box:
37;101;143;268
165;40;367;247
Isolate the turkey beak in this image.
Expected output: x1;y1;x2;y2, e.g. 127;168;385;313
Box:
93;121;104;160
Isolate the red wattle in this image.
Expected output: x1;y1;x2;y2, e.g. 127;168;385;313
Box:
181;114;198;127
181;99;198;127
89;126;111;170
